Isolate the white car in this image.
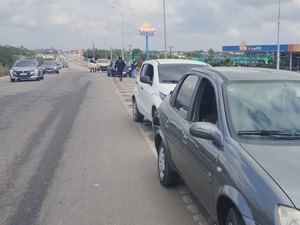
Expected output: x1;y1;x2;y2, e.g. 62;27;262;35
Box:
132;59;211;126
87;58;97;72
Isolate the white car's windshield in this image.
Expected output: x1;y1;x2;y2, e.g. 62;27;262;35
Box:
158;63;208;83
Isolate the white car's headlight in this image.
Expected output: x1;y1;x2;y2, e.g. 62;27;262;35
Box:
278;205;300;225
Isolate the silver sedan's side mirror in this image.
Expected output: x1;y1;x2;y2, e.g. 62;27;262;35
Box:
189;122;223;147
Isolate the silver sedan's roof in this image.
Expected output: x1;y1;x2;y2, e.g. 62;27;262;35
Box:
145;59;211;67
190;67;300;82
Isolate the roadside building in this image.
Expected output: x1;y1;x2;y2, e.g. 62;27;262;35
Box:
223;42;300;71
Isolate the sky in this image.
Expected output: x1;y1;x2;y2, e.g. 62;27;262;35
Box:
0;0;300;52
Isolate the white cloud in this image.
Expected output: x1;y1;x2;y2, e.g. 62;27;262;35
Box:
48;12;75;25
0;0;300;51
11;15;37;27
225;29;240;38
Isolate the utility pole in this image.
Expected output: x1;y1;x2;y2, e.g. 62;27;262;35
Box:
92;42;95;59
276;0;281;70
163;0;167;58
168;46;174;57
128;44;132;55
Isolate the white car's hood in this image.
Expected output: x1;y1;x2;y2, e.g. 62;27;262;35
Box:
159;83;177;96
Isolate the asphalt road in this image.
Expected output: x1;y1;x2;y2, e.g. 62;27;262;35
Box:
0;62;209;225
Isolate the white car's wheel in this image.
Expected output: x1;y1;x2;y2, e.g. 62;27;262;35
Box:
133;99;144;122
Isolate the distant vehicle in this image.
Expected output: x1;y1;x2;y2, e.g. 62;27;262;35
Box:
10;58;44;82
87;59;97;72
107;60;131;77
123;64;132;77
155;67;300;225
62;60;68;68
42;60;60;74
132;59;211;127
96;58;110;71
107;60;116;76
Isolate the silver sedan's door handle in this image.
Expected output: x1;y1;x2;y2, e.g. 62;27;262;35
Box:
182;134;188;144
180;129;188;144
165;119;170;128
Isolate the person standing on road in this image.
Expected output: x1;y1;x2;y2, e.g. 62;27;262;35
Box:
115;56;126;81
130;58;137;78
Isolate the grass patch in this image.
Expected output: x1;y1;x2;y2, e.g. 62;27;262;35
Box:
0;65;9;77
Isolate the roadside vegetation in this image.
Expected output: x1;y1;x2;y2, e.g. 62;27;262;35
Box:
1;44;279;78
0;45;37;77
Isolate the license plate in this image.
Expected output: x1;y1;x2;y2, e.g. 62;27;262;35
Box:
20;73;27;76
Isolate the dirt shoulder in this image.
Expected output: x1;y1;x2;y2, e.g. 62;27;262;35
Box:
0;66;9;77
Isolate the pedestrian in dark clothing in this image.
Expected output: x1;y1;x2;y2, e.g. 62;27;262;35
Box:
115;56;126;81
130;58;137;78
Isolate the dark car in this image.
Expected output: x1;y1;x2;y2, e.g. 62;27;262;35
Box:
123;64;132;77
42;60;60;74
155;67;300;225
107;60;116;76
10;58;44;82
107;61;131;77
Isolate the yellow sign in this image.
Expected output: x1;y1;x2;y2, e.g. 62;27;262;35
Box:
240;41;247;51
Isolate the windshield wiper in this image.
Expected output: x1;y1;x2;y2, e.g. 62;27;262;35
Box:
238;130;300;136
162;79;178;83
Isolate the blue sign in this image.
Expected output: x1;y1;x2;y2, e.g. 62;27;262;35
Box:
223;44;289;52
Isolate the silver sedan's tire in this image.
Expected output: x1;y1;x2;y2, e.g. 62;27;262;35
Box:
226;208;244;225
158;144;179;187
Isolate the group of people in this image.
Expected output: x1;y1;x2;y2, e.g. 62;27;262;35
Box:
114;56;138;81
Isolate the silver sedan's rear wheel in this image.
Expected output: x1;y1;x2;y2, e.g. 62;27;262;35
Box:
158;144;179;187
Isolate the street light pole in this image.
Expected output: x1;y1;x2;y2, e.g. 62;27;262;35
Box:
111;6;132;60
163;0;167;58
121;13;124;59
276;0;281;70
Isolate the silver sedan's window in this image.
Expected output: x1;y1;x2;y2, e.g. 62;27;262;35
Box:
174;74;199;118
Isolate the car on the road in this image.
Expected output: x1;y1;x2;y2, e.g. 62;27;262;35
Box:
107;60;116;76
61;60;69;68
132;59;210;126
87;58;97;72
10;58;44;82
42;60;60;74
96;58;110;71
155;67;300;225
107;61;132;77
123;63;132;77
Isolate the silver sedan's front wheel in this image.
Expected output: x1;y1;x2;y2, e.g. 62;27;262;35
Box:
158;145;166;180
157;143;179;187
